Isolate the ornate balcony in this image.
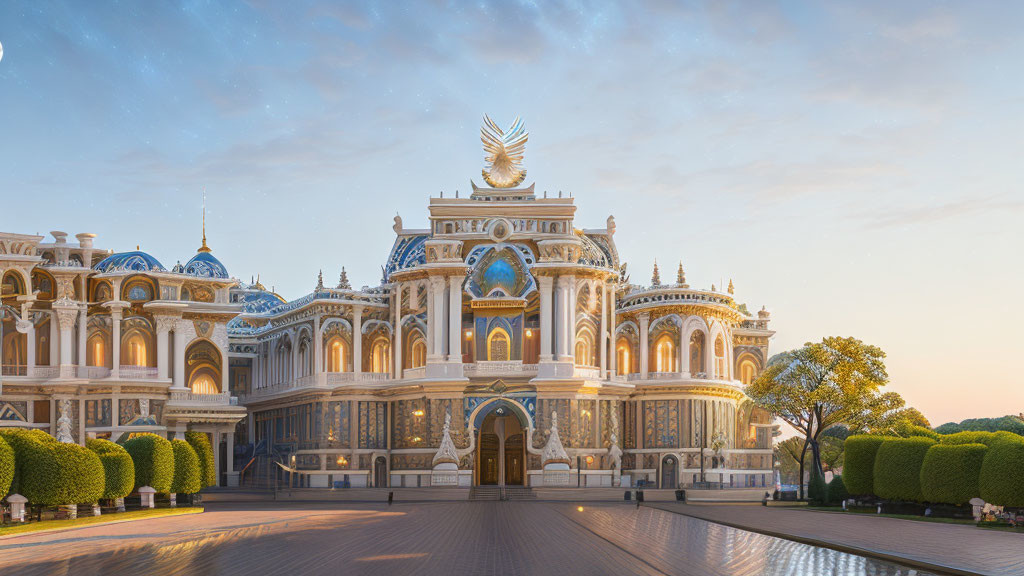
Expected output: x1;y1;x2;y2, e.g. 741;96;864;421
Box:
116;365;159;380
169;389;238;406
462;361;538;377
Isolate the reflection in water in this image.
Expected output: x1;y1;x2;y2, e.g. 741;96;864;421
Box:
4;503;934;576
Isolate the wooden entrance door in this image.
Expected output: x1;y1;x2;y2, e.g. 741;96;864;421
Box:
504;433;524;486
661;455;678;489
479;433;500;485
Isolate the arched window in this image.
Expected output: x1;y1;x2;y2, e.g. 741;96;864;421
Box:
191;374;219;395
88;333;107;367
654;334;674;372
616;337;631;375
410;337;426;368
487;327;510;362
1;272;26;298
714;335;726;379
575;330;595;367
739;360;758;385
123;332;148;366
326;337;346;372
370;338;390;373
689;331;706;375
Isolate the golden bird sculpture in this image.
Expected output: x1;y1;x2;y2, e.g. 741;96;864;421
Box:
481;115;528;188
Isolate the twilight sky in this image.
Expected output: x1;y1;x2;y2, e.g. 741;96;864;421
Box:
1;1;1021;426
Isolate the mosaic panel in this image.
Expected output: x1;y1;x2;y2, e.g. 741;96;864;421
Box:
85;399;111;428
0;401;27;422
643;400;680;449
358;401;387;449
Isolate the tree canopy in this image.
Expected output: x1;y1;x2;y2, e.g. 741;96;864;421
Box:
934;415;1024;436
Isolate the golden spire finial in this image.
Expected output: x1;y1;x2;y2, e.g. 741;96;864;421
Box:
651;260;661;286
677;261;686;285
727;279;735;295
198;192;211;253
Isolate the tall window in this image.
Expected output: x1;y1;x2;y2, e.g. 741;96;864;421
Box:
655;335;674;372
487;327;510;361
124;333;147;366
327;337;346;372
410;338;426;368
689;331;706;374
575;331;594;366
714;335;726;379
616;338;631;375
370;338;390;373
739;360;757;385
191;374;219;395
88;333;106;367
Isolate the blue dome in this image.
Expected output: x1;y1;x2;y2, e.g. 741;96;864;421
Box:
94;251;166;273
237;289;284;313
183;251;229;279
483;258;517;293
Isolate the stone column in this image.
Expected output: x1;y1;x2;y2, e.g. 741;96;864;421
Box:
55;304;77;378
110;306;123;379
429;277;446;362
448;275;462;363
226;427;235;474
172;320;187;390
25;324;36;377
706;333;716;379
394;283;403;378
639;313;650;379
49;312;59;367
538;276;553;362
566;275;577;363
77;307;87;369
313;315;323;380
599;283;608;377
352;306;363;373
425;280;434;356
554;277;567;360
609;285;617;375
679;323;689;376
155;316;173;380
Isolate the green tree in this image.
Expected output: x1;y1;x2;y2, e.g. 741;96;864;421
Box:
748;337;889;481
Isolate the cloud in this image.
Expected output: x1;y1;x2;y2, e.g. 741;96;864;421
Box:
856;194;1024;229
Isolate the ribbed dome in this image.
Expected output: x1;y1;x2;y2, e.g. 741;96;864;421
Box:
93;251;166;273
183;250;229;279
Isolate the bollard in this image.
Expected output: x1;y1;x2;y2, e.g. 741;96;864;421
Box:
139;486;156;509
7;494;27;522
388;491;394;506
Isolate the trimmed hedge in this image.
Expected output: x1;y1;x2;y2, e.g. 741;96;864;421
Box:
0;429;104;505
919;443;987;505
979;434;1024;507
87;438;136;500
0;434;13;500
843;435;888;496
122;433;174;493
896;424;940;440
808;468;828;504
170;439;202;495
873;436;936;502
186;431;215;488
828;475;849;504
939;431;999;447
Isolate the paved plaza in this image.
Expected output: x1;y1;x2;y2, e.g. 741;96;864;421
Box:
0;501;939;576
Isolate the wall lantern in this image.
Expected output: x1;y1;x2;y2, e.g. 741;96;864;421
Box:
465;330;473;339
336;455;348;467
525;329;533;337
412;409;425;417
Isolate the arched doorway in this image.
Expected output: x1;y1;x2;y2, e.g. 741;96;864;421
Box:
374;456;388;488
661;455;678;489
474;401;527;486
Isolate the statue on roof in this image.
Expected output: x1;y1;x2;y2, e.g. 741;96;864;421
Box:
677;262;686;286
651;260;661;287
481;115;528;188
316;270;324;291
337;267;351;290
728;279;735;295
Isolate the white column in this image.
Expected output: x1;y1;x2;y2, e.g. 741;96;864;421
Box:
25;325;36;377
599;283;608;377
706;331;716;379
155;317;171;380
448;275;462;363
220;341;230;394
313;315;322;379
394;283;403;378
554;276;566;360
352;306;363;373
679;322;689;376
426;281;434;356
111;307;123;379
429;277;445;361
58;314;74;368
538;276;553;362
226;428;235;473
49;312;59;366
609;285;617;375
77;307;87;368
566;275;577;363
172;321;187;389
639;313;650;379
212;430;221;487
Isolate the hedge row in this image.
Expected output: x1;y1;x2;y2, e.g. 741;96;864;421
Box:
844;431;1024;507
122;433;174;493
0;429;104;506
185;431;216;488
170;439;202;495
86;438;136;500
0;434;14;500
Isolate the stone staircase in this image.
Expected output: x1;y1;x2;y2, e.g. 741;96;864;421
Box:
469;486;535;501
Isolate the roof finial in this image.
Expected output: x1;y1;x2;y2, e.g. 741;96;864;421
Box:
337;267;351;290
316;269;324;291
651;260;661;287
727;278;734;295
677;261;686;285
198;191;212;253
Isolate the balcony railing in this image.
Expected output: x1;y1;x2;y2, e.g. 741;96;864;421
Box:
78;366;111;379
325;371;390;385
170;390;237;406
32;366;61;379
117;365;159;380
1;365;27;376
401;366;425;380
462;361;538;376
573;366;601;379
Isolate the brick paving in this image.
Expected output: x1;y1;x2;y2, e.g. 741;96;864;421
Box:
648;502;1024;576
0;501;935;576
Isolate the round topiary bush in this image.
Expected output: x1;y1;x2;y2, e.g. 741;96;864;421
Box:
873;436;936;502
0;434;14;500
828;475;849;504
0;429;60;505
170;439;202;495
895;423;941;440
122;433;174;493
87;438;135;500
939;431;998;447
979;434;1024;507
808;469;828;504
185;431;215;488
50;442;105;505
919;443;987;505
843;435;888;496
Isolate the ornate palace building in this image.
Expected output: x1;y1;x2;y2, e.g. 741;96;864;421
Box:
0;117;775;490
